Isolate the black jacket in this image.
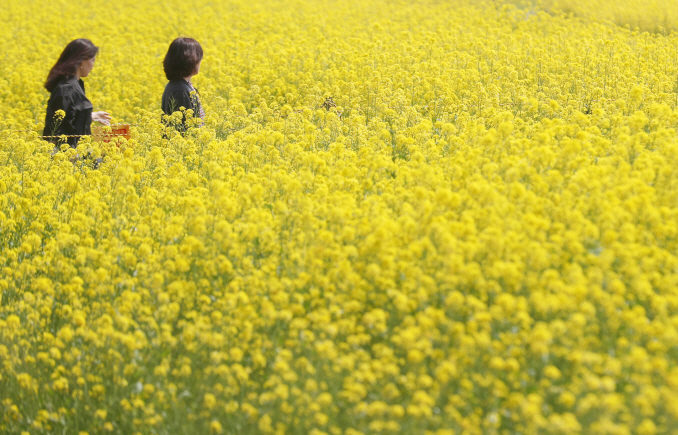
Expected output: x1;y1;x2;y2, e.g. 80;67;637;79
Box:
43;76;93;147
161;79;203;131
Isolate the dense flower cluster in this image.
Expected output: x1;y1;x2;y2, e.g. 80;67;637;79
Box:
2;0;678;434
539;0;678;33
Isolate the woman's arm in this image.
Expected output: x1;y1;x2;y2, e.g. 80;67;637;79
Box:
49;91;77;137
163;86;196;132
170;89;195;113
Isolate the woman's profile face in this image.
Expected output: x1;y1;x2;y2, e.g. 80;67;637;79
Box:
193;60;201;76
79;57;96;78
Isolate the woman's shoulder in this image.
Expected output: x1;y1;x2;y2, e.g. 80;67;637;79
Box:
56;76;80;88
164;79;192;92
162;80;194;107
52;76;82;95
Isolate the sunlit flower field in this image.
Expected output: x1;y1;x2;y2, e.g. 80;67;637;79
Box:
539;0;678;33
2;0;678;434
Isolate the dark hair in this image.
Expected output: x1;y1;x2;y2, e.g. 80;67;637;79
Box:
45;39;99;92
163;37;203;81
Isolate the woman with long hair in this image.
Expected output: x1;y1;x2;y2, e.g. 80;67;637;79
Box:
161;37;204;131
43;39;111;147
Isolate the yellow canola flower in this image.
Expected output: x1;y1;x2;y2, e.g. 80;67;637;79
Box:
210;420;223;434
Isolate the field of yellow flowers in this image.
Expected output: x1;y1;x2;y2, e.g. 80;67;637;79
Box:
539;0;678;33
2;0;678;434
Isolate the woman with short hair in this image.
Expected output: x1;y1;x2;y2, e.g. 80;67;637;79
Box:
161;37;205;131
43;39;111;147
